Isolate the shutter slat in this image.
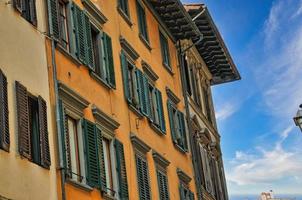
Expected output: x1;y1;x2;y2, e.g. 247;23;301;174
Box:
0;70;9;152
16;81;31;159
38;96;51;168
178;111;188;151
120;51;131;103
103;33;116;88
83;119;101;188
115;139;129;199
73;3;86;64
155;89;165;133
167;101;176;143
96;128;107;191
136;156;151;200
47;0;59;40
84;14;94;70
136;69;148;117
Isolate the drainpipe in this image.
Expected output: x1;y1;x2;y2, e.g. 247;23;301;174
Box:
178;33;203;200
46;1;66;200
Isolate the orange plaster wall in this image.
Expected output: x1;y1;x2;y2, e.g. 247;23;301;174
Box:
50;0;197;199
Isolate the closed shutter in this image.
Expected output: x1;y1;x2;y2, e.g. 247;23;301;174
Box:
157;170;169;200
192;134;204;188
84;14;94;70
47;0;59;40
143;76;151;117
114;139;129;199
136;155;151;200
189;191;195;200
178;111;187;151
38;96;51;168
96;127;107;191
29;0;37;26
83;119;101;188
136;1;148;41
136;69;148;116
15;81;31;159
167;101;176;143
120;51;131;103
179;184;185;200
0;70;9;152
103;33;116;88
155;89;165;133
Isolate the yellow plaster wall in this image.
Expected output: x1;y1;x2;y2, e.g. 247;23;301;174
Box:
0;2;57;200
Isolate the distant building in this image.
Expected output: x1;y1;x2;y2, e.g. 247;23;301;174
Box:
260;191;294;200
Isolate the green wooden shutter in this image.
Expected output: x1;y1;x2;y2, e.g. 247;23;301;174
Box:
38;96;51;169
144;76;151;118
179;184;185;200
120;51;131;103
157;170;169;200
136;156;151;200
102;32;116;88
29;0;37;26
155;89;165;133
0;70;9;152
178;111;188;151
83;119;101;188
13;0;25;13
167;101;176;143
58;100;69;173
189;191;195;200
114;139;129;199
136;1;148;42
136;69;148;116
15;81;31;159
96;127;107;191
84;14;94;70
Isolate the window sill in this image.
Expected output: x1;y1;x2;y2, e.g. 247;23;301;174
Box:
117;7;132;27
102;193;117;200
56;43;82;67
90;71;113;90
66;179;93;192
129;104;144;119
162;62;174;76
139;34;152;51
149;121;165;136
173;143;187;154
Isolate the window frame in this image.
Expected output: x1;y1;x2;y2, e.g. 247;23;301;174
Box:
159;30;171;70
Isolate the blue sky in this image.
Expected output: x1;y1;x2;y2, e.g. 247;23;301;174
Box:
182;0;302;196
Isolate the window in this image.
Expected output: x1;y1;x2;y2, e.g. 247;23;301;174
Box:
15;81;51;168
102;137;115;196
159;31;171;68
199;144;214;195
136;155;151;200
59;0;69;50
157;170;169;200
183;56;192;96
167;101;188;152
118;0;129;17
14;0;37;26
179;183;194;200
0;70;9;152
136;1;149;43
203;88;212;123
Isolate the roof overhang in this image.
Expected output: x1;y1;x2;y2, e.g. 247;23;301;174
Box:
148;0;201;40
185;4;241;85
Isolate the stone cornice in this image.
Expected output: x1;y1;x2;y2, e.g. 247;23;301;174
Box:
130;133;151;154
152;150;170;168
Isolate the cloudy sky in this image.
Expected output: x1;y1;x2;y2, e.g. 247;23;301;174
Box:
182;0;302;196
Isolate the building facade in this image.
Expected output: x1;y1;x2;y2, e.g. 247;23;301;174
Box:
0;0;240;200
0;1;57;200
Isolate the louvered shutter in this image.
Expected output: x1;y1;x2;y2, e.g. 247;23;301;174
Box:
83;119;101;188
120;51;131;103
136;69;148;116
13;0;24;13
157;170;169;200
189;191;195;200
16;81;31;159
47;0;59;40
178;111;188;151
192;134;204;188
155;89;165;133
179;184;185;200
72;3;86;64
29;0;37;26
103;33;116;88
114;139;129;199
167;101;176;143
38;96;51;168
136;156;151;200
0;70;9;152
96;127;107;191
84;14;94;70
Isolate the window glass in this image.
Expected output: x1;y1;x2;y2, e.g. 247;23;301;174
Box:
59;0;69;49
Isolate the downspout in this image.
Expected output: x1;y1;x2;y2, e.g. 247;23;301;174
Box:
178;31;203;200
46;1;66;200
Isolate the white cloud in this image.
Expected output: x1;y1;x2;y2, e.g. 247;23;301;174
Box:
216;103;238;121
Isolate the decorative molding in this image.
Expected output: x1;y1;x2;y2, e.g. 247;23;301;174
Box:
142;60;158;82
130;133;151;154
152;150;170;168
92;105;120;132
82;0;108;25
119;36;139;60
177;168;192;184
58;82;89;116
166;87;180;104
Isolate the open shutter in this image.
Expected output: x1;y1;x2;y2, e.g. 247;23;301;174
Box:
179;184;185;200
114;139;129;199
178;111;188;151
136;69;148;116
120;51;131;103
83;119;101;188
167;101;176;143
96;127;107;191
157;171;169;200
16;81;31;159
47;0;59;40
155;89;165;133
0;70;9;152
38;96;51;168
84;14;94;70
136;156;151;200
29;0;37;26
103;33;116;88
13;0;25;13
189;191;195;200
